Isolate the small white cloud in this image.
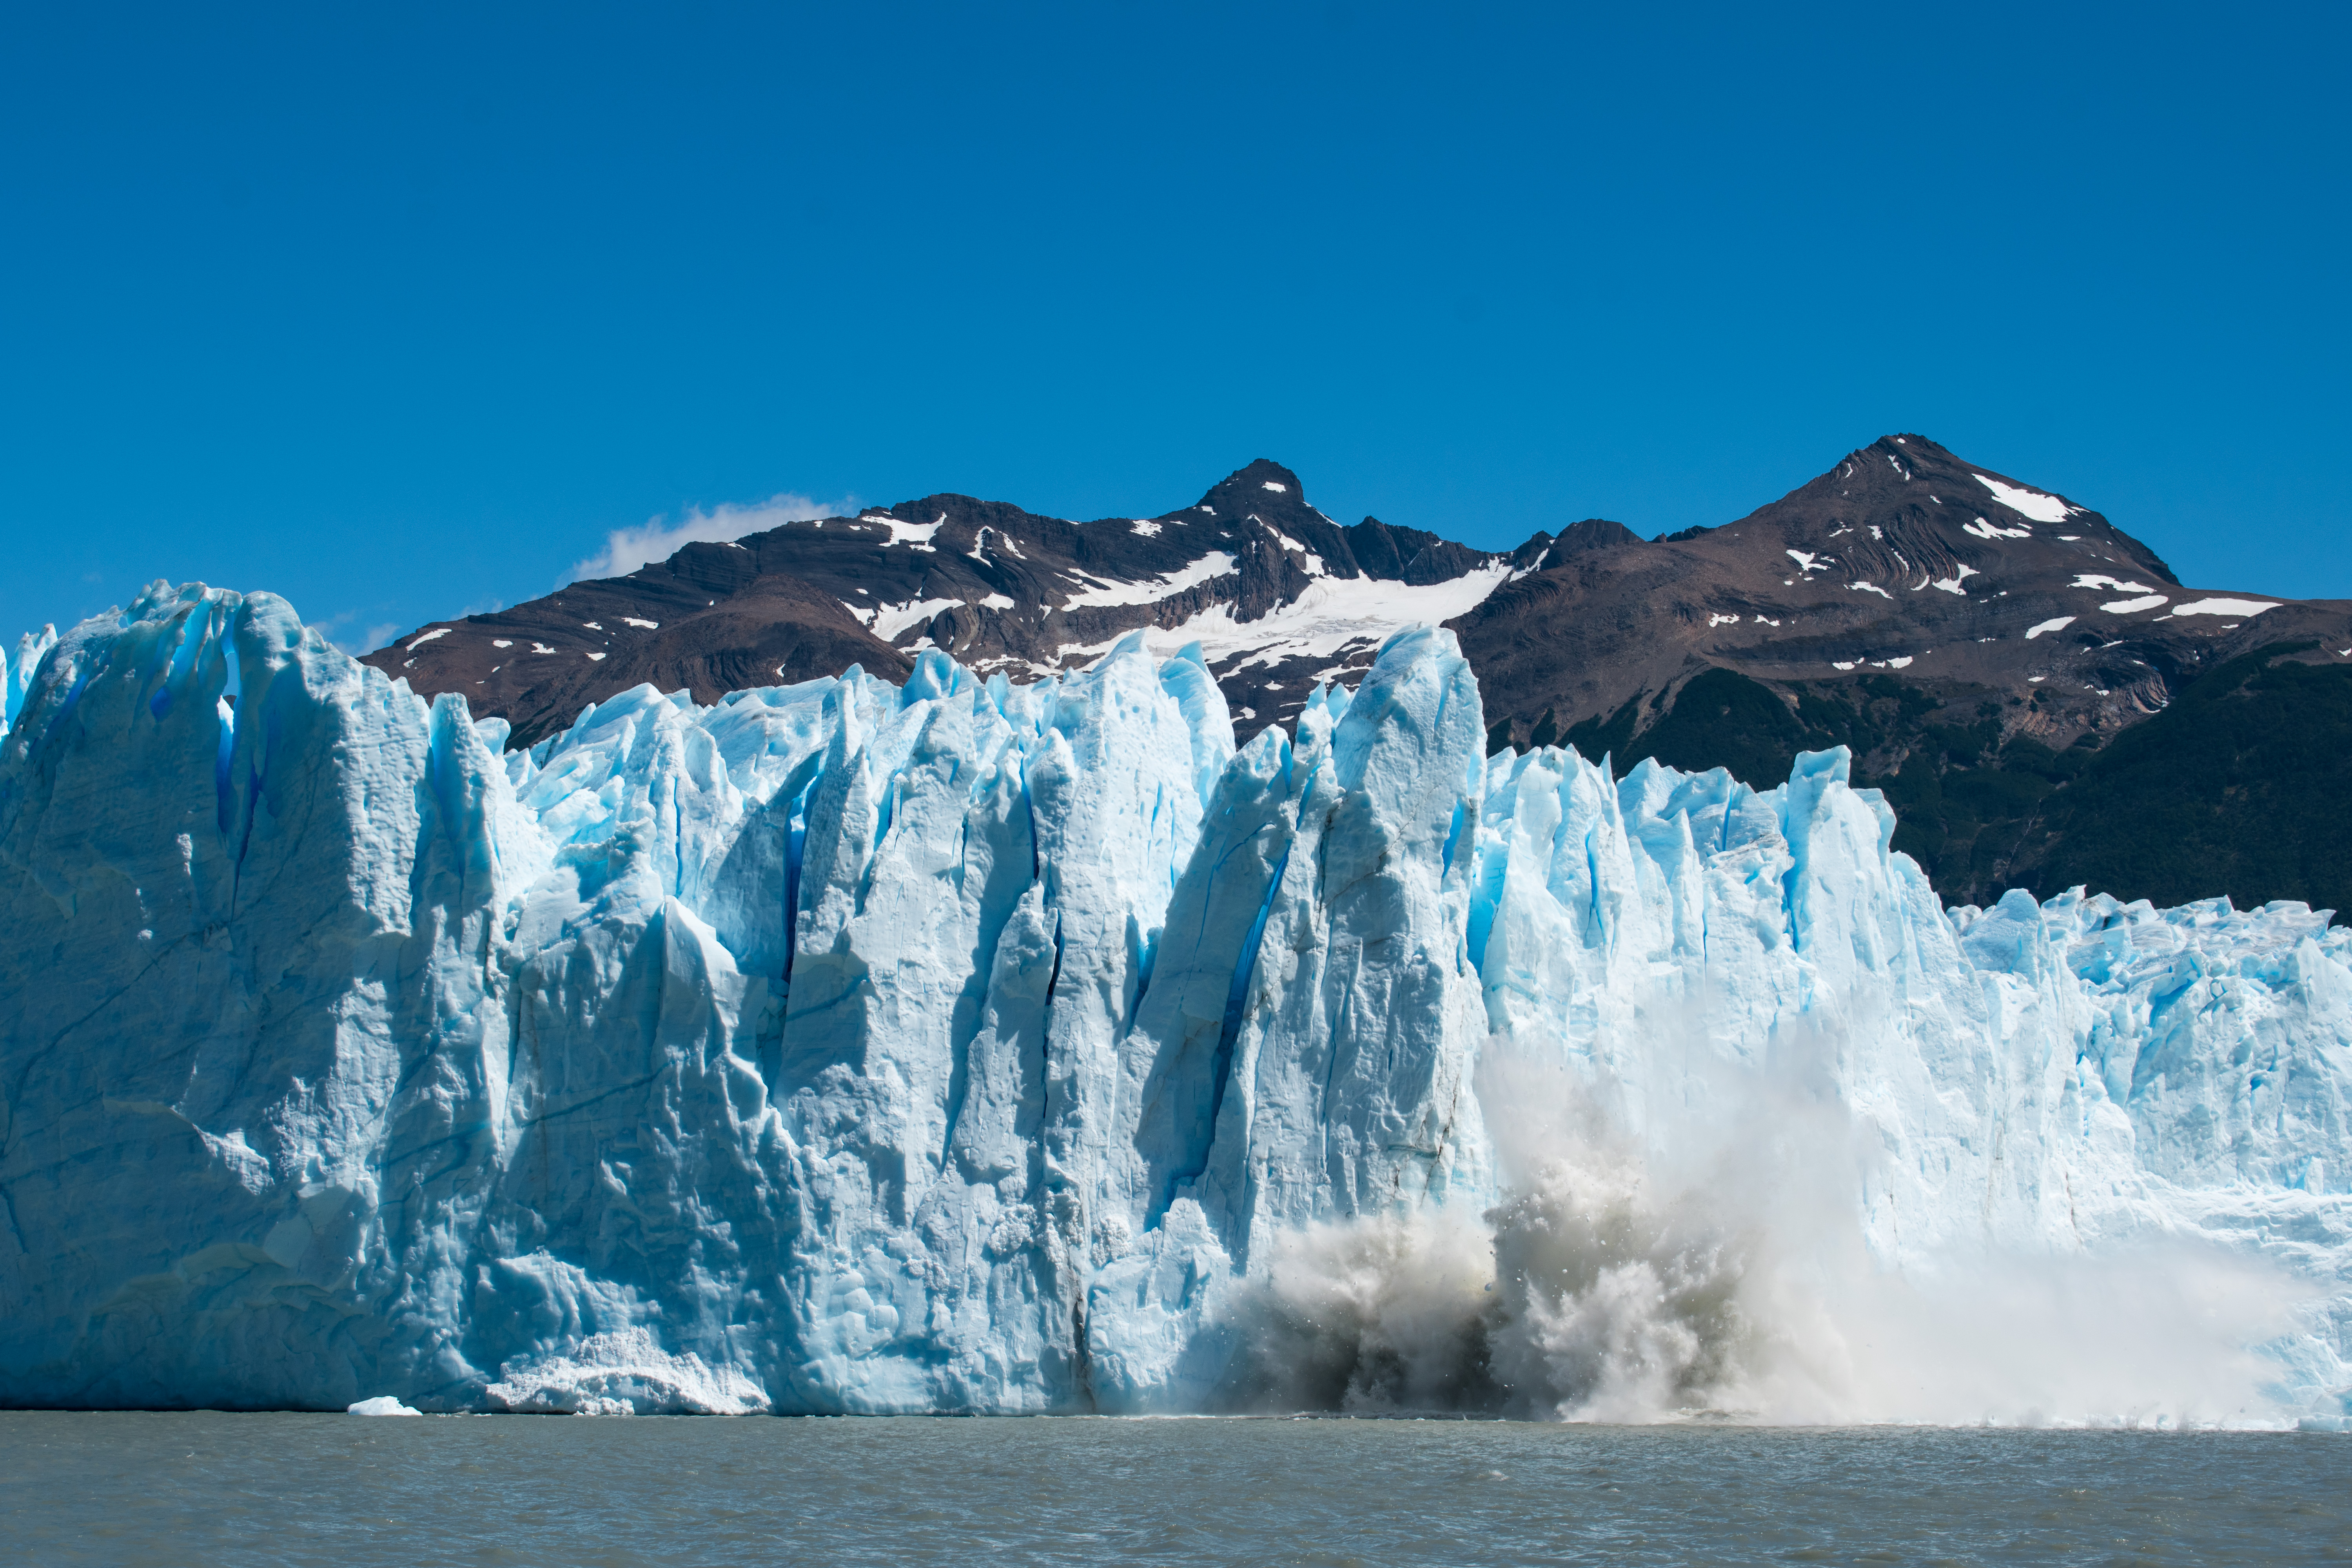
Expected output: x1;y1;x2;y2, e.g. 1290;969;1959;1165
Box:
323;614;403;656
566;492;859;585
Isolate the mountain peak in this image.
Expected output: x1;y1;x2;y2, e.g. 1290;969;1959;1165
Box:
1202;459;1307;507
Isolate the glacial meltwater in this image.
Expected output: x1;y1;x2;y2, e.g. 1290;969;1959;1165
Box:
2;1412;2346;1566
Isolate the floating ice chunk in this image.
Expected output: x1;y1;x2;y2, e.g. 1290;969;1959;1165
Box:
486;1327;772;1416
348;1396;423;1416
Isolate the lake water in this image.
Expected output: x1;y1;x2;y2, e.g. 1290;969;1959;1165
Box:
2;1412;2346;1566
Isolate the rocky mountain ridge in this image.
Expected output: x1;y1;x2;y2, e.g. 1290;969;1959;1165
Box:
363;437;2352;911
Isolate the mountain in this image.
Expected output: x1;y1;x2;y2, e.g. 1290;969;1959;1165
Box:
1452;434;2352;906
363;438;2352;912
8;593;2347;1416
361;459;1505;748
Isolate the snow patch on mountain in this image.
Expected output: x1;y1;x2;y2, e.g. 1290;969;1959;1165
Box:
1976;475;2076;523
1060;552;1240;611
871;597;966;640
2169;598;2281;619
1063;563;1512;677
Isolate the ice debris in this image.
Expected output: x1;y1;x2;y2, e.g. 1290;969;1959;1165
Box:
0;581;2347;1418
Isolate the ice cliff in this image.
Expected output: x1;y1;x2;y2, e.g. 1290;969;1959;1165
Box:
1;584;2347;1421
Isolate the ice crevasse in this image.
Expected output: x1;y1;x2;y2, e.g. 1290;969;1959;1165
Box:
0;583;2347;1420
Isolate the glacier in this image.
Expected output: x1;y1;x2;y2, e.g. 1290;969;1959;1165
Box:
0;582;2347;1422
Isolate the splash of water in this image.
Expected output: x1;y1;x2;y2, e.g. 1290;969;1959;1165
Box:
1217;1030;2315;1426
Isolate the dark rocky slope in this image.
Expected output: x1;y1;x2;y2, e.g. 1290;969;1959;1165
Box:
1450;435;2352;907
364;460;1499;748
365;438;2352;913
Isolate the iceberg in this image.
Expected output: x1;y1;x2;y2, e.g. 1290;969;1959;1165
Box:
0;583;2346;1421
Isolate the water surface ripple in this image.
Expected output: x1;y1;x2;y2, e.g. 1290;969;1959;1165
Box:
3;1413;2346;1566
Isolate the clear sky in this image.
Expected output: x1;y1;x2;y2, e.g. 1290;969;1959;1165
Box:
5;2;2346;652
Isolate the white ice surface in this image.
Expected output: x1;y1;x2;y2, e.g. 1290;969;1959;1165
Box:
1;585;2347;1422
867;515;943;552
2169;599;2281;618
1;626;59;737
872;597;965;640
2026;617;2077;640
1975;475;2075;523
1060;553;1239;611
1964;518;2033;541
1058;564;1512;676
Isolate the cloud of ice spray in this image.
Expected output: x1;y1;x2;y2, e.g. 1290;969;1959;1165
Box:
1219;1016;2316;1425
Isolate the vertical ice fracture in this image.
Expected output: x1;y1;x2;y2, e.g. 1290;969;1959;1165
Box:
0;584;2346;1418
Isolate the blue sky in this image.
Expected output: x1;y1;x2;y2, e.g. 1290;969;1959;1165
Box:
4;2;2346;651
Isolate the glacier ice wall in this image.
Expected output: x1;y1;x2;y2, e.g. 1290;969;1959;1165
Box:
0;583;2347;1420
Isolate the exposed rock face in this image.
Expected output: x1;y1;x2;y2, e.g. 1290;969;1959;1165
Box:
1457;432;2276;745
1448;436;2352;905
362;460;1505;749
358;438;2352;911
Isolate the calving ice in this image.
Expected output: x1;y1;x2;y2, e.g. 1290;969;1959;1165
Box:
0;584;2347;1423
